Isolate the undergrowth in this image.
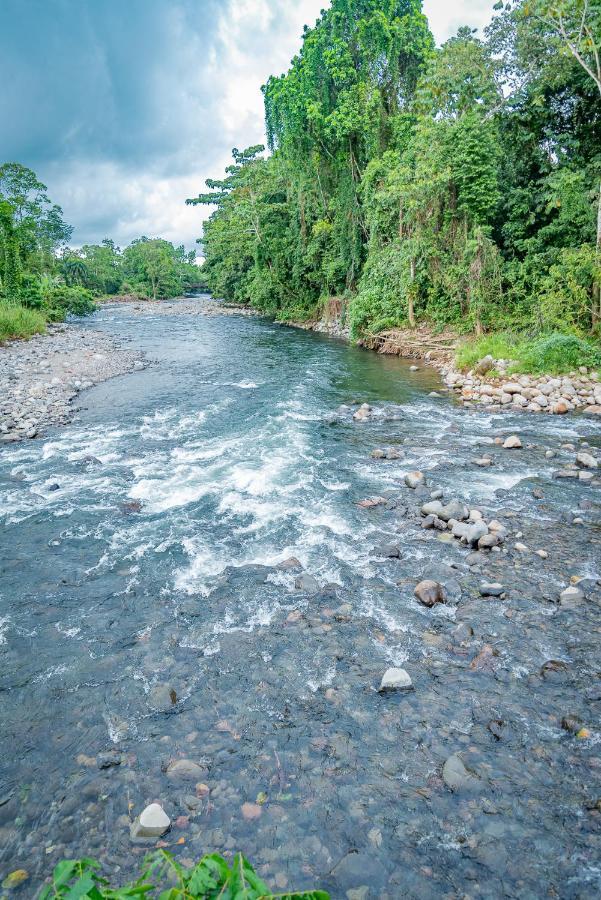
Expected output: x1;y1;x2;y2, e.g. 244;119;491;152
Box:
37;851;328;899
455;331;601;375
0;300;46;341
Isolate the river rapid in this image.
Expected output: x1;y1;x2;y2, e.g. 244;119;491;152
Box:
1;297;601;898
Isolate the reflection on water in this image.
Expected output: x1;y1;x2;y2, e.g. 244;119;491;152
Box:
1;298;601;896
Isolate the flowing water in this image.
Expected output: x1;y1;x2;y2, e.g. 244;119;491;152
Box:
1;298;601;897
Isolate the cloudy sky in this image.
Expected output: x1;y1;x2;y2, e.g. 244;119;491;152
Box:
0;0;494;255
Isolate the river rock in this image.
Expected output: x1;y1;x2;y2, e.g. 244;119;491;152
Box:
148;684;178;711
559;585;584;606
438;500;468;522
353;404;372;422
379;668;412;691
371;448;386;459
475;355;494;375
442;754;480;791
277;557;303;571
503;435;522;449
385;447;402;459
462;522;488;546
130;803;171;839
576;451;597;469
372;543;401;558
478;533;501;550
479;582;504;597
295;573;320;594
414;580;445;607
421;500;443;517
405;471;425;489
166;759;206;780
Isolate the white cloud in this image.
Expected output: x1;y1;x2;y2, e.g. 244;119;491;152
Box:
423;0;493;45
14;0;495;253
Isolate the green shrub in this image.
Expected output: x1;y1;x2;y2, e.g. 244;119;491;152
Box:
43;284;96;317
514;333;601;374
455;333;526;370
38;851;328;899
0;301;46;341
455;330;601;375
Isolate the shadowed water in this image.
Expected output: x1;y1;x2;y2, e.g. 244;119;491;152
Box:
1;298;601;897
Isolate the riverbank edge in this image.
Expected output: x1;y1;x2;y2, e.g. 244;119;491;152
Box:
0;320;147;444
283;313;601;417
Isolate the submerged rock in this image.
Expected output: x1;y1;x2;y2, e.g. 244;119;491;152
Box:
166;759;206;780
148;684;178;712
353;403;372;422
295;573;320;594
442;754;480;791
405;471;425;489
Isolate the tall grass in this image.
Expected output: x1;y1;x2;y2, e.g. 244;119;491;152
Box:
0;300;46;342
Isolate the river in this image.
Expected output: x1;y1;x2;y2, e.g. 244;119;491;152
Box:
1;297;600;897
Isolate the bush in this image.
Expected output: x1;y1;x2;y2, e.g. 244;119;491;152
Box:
43;284;96;317
515;333;601;374
455;330;601;375
0;301;46;341
455;333;526;370
39;851;328;899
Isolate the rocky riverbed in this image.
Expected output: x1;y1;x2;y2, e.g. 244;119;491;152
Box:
1;299;601;897
441;356;601;416
114;297;260;318
0;322;146;443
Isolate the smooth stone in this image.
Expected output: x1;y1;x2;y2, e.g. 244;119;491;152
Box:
405;471;425;489
479;582;504;597
462;522;488;546
130;803;171;839
148;684;177;712
414;580;445;607
438;500;468;522
442;754;480;791
379;668;412;691
559;585;584;605
166;759;206;780
478;533;501;550
503;435;522;449
294;573;320;594
576;451;597;469
421;500;443;517
277;557;303;571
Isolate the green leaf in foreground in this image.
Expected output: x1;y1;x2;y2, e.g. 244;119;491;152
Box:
37;852;329;899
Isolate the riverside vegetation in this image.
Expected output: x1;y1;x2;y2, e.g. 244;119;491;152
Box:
192;0;601;375
0;162;200;341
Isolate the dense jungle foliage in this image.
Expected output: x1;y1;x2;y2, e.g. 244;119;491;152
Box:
0;162;199;339
192;0;601;345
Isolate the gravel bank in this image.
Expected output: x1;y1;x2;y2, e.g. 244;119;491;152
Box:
0;322;146;444
109;298;260;318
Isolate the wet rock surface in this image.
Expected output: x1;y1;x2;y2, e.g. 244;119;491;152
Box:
0;300;600;897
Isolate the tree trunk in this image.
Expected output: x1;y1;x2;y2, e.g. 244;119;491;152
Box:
594;178;601;329
408;257;416;328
